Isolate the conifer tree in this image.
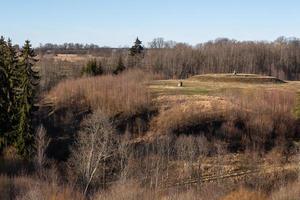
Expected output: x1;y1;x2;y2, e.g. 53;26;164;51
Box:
4;39;20;143
15;40;39;157
81;59;103;76
113;56;125;75
129;37;144;56
0;36;8;147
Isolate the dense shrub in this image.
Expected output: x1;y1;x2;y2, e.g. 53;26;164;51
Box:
81;59;103;76
45;69;153;117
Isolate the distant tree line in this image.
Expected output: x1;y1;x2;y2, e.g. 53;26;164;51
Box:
36;43;121;56
38;36;300;80
145;37;300;80
0;37;39;157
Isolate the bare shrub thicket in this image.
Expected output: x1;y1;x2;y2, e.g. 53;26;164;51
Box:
117;133;132;181
145;38;300;80
68;110;117;196
46;69;153;117
93;181;233;200
38;58;84;92
175;135;209;179
93;180;155;200
150;88;297;155
271;181;300;200
0;174;84;200
221;89;297;151
34;125;51;170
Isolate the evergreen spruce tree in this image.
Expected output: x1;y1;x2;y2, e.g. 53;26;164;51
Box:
113;56;125;75
4;39;20;144
128;37;144;68
0;36;8;148
129;37;144;56
16;40;39;157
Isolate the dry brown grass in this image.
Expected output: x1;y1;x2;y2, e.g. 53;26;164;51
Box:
149;95;228;136
94;180;156;200
221;188;268;200
223;89;297;150
226;89;296;117
270;181;300;200
145;83;297;152
53;54;95;62
45;69;153;117
0;174;84;200
94;181;228;200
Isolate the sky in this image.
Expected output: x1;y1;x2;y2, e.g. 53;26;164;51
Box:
1;0;300;47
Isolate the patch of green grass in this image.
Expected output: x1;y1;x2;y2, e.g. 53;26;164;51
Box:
150;86;209;96
189;73;285;84
176;87;210;95
149;80;215;96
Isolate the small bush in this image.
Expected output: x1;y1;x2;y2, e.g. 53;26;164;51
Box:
81;59;103;76
113;56;126;75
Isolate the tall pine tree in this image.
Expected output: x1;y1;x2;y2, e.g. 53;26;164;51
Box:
16;40;39;157
4;39;19;144
128;37;144;68
0;36;8;148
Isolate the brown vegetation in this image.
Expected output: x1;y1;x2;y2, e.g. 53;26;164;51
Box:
221;188;268;200
145;38;300;80
45;69;153;117
145;85;298;153
38;37;300;81
0;174;84;200
270;181;300;200
3;49;300;199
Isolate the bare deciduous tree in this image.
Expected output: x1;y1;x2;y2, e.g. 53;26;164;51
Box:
69;110;117;196
34;125;51;170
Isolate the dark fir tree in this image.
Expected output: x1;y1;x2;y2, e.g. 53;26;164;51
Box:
3;39;19;145
0;36;8;148
16;40;39;157
129;37;144;56
113;56;126;75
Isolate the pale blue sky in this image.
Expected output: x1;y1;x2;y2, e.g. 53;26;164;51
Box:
1;0;300;47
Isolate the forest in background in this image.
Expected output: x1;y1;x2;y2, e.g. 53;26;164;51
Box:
37;36;300;81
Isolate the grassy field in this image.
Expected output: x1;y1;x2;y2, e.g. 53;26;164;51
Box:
189;73;285;83
146;74;300;140
150;74;299;97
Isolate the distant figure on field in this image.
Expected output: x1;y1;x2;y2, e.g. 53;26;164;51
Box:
178;81;183;87
233;70;237;76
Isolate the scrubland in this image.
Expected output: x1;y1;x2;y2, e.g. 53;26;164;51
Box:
2;59;300;199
